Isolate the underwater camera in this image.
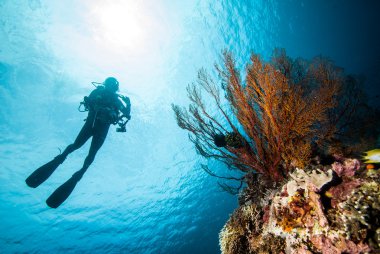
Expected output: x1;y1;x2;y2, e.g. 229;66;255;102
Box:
116;115;129;132
116;126;127;132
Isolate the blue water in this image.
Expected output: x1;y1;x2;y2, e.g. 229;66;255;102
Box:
0;1;379;253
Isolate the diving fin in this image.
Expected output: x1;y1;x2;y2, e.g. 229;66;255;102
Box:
25;155;66;188
46;169;85;208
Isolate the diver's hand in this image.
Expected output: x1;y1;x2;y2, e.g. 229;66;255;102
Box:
120;95;131;105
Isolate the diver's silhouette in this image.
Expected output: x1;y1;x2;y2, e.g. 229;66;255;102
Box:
26;77;131;208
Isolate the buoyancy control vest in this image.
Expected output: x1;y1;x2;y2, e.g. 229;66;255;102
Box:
85;86;120;124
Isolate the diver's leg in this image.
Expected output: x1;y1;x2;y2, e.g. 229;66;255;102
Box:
45;130;105;208
46;124;109;208
59;121;93;160
73;123;110;180
26;120;93;188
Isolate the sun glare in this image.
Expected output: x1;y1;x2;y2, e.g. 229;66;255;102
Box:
90;1;146;50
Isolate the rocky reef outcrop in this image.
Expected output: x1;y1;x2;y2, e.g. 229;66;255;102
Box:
220;158;380;254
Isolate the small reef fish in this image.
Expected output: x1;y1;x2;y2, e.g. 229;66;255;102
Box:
363;149;380;164
324;191;333;198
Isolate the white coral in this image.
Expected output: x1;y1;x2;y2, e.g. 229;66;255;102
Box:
287;168;333;197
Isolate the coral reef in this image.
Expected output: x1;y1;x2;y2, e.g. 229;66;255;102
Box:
220;158;380;253
172;48;380;252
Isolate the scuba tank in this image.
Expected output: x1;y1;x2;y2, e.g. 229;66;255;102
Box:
78;82;102;112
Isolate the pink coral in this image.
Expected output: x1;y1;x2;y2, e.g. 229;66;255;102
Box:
295;246;313;254
343;240;371;254
334;236;371;254
332;158;360;177
311;235;340;254
329;179;362;208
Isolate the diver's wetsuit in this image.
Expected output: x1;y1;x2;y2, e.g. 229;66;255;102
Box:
58;86;131;179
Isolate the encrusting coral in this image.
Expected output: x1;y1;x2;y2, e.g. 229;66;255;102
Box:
219;158;380;253
286;168;333;197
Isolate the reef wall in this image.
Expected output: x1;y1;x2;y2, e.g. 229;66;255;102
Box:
219;158;380;253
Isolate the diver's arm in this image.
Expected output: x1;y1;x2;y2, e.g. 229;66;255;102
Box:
118;95;131;120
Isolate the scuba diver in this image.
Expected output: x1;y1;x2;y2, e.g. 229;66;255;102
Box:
26;77;131;208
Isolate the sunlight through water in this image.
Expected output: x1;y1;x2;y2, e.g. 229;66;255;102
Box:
89;1;146;51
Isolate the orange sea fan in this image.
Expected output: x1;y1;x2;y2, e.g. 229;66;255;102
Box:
173;49;342;188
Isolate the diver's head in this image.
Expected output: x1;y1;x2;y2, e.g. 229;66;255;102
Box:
103;77;119;93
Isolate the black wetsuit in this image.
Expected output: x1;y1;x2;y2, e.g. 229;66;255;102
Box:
59;86;131;178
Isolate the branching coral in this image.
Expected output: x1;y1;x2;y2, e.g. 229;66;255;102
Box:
219;204;262;254
219;203;288;254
